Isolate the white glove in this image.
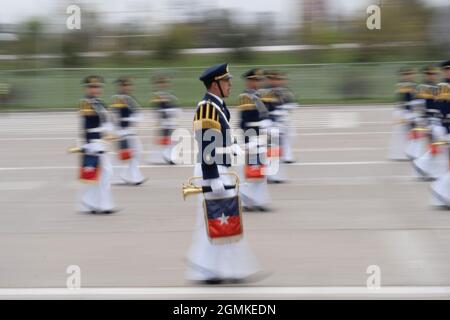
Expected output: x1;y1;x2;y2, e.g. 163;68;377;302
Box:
83;142;106;154
125;114;144;123
101;122;114;133
210;178;225;196
116;129;130;138
259;119;273;129
282;103;299;110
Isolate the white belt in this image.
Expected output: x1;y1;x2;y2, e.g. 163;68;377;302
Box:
279;103;299;110
86;128;104;133
246;119;272;128
122;116;142;122
215;146;233;154
269;110;288;117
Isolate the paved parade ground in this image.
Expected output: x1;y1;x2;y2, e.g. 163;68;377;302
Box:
1;105;450;298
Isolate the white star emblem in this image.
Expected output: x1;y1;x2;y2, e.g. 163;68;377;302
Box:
218;212;229;225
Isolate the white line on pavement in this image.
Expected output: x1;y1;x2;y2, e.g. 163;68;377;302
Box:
0;161;401;171
0;181;47;191
0;132;392;141
0;286;449;298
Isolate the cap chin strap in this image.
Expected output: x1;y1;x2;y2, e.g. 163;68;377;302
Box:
215;80;225;98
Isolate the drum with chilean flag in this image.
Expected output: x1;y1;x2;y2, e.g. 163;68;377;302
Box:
245;164;265;180
118;138;132;161
203;195;243;244
79;154;100;183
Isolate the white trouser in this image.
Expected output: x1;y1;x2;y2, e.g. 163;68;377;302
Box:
114;135;144;184
430;170;450;207
237;138;271;207
388;110;409;160
147;136;177;164
185;164;259;281
405;136;428;160
281;123;295;162
412;145;449;180
78;153;114;212
162;143;176;163
266;126;285;182
240;178;271;207
147;144;177;164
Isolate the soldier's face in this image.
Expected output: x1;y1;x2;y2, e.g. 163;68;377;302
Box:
120;84;132;94
444;69;450;79
426;73;438;83
219;79;232;97
86;86;102;97
155;81;169;91
402;73;415;82
246;79;259;90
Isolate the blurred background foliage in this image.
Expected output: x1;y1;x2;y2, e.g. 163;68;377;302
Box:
0;0;449;108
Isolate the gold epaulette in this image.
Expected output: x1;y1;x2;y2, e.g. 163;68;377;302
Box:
79;99;96;116
150;94;169;104
237;94;256;111
260;91;278;103
436;83;450;101
415;91;435;100
193;101;221;131
111;97;127;108
396;84;415;94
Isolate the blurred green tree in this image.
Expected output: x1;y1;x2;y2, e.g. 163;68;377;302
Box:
154;23;197;61
16;19;44;55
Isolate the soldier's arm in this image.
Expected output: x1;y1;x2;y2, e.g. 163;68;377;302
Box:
110;96;128;128
151;94;170;119
280;88;299;109
126;96;144;122
94;99;114;134
194;101;222;180
237;94;257;130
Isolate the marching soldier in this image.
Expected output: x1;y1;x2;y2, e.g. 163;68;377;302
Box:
148;74;180;164
237;68;272;212
415;66;440;118
185;63;259;284
401;68;430;161
259;70;288;183
76;75;116;214
435;61;450;135
0;81;11;108
110;77;146;185
273;72;299;164
389;67;417;160
412;67;448;180
431;60;450;208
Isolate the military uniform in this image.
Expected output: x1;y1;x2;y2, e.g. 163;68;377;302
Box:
149;89;180;164
186;63;259;283
389;67;418;160
398;69;431;161
415;67;440;118
431;60;450;207
77;76;115;213
0;82;11;107
237;68;272;211
259;70;288;183
110;77;146;185
274;80;298;163
412;67;448;179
